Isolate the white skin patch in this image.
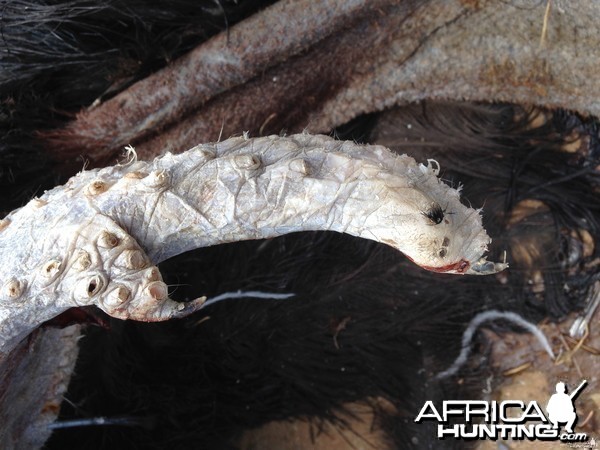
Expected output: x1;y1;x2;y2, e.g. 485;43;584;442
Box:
0;134;506;357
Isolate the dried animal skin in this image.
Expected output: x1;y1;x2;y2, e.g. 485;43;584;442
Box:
0;134;506;357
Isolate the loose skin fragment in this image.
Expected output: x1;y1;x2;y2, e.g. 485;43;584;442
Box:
0;134;506;357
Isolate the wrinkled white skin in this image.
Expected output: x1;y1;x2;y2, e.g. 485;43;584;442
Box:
0;134;506;356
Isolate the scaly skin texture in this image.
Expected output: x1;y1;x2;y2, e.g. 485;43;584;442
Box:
0;134;505;357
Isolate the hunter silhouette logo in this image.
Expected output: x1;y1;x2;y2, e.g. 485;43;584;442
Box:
415;379;589;442
547;380;587;433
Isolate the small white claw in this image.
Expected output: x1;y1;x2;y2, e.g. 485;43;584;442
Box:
172;296;208;318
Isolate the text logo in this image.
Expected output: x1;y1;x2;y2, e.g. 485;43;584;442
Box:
415;380;589;442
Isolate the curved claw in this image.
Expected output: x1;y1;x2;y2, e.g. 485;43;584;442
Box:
171;296;208;319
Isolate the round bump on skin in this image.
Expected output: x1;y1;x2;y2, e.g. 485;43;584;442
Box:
0;218;10;232
106;285;131;306
118;249;148;270
87;179;109;195
144;266;161;282
143;170;169;188
188;145;216;161
3;278;25;300
74;273;107;302
124;171;148;180
289;158;309;175
97;231;120;248
233;154;261;170
128;250;148;270
41;259;62;279
72;250;92;271
144;281;168;301
86;275;105;297
198;149;215;161
30;198;47;208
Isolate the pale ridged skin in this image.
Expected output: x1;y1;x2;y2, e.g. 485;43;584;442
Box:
0;134;506;356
